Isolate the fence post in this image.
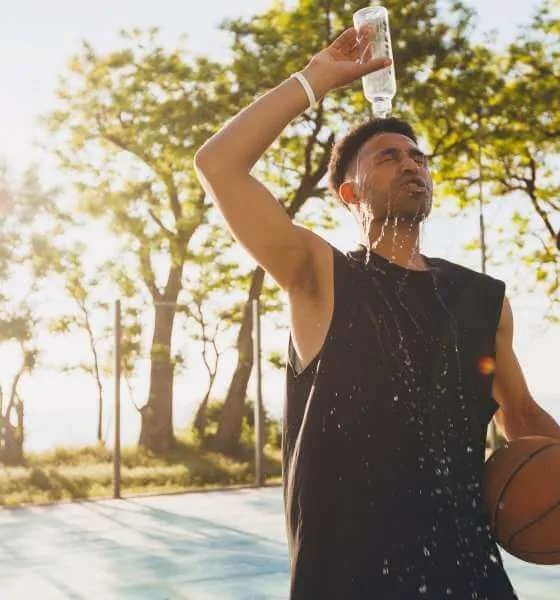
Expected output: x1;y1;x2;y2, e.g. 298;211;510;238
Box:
113;299;122;499
252;298;264;487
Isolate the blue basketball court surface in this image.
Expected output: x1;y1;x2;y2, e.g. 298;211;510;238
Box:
0;486;558;599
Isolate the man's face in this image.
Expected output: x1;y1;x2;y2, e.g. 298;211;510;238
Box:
342;133;433;222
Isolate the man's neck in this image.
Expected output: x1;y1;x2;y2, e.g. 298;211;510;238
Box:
364;222;426;270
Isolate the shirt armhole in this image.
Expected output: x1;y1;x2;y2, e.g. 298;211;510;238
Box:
287;243;351;379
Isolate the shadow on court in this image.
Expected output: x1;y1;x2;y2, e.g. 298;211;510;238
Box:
1;485;558;599
0;486;289;599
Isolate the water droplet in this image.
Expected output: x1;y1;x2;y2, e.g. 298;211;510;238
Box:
419;583;428;593
423;546;430;557
489;553;498;563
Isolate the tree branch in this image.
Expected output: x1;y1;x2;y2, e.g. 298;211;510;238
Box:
138;244;161;300
148;208;176;239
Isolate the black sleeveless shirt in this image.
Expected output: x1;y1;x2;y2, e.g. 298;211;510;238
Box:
282;243;518;599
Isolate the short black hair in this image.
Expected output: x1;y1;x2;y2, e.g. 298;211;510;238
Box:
327;117;418;204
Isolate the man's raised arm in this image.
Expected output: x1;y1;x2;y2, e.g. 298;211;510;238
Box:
194;26;391;291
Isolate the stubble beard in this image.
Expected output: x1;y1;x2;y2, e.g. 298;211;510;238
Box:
364;188;431;225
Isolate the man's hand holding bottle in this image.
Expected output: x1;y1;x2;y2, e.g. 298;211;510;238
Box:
300;26;392;105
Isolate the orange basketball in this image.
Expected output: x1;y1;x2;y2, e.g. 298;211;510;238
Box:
482;435;560;564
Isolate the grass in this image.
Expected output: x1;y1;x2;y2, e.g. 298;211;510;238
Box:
0;433;282;507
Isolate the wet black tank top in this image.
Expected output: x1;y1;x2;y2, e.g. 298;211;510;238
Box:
282;243;518;599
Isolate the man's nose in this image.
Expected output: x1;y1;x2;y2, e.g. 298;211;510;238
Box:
400;154;420;172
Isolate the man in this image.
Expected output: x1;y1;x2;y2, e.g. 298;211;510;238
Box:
195;26;560;600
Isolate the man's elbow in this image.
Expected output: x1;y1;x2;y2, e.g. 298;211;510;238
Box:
504;402;560;441
194;147;235;181
194;148;212;173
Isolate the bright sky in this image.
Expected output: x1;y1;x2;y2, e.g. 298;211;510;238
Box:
0;0;556;450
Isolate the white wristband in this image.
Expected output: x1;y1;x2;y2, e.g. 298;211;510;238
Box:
291;71;318;110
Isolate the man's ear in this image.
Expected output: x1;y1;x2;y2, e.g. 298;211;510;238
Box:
339;181;359;210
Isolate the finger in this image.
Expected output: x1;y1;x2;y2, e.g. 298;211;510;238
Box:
356;24;374;41
331;27;358;50
357;56;392;78
358;40;373;64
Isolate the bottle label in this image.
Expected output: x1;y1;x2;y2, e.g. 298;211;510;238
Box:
360;11;395;101
370;16;390;59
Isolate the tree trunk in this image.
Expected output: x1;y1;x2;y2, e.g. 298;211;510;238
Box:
193;391;210;435
87;313;104;444
16;400;24;460
194;346;220;435
96;381;103;443
139;300;178;454
211;267;265;455
0;410;24;466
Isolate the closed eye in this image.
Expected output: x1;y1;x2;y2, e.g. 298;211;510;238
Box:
375;149;428;166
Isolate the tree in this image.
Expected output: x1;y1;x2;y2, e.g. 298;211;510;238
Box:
48;248;113;444
422;0;559;320
46;29;234;453
488;1;559;318
0;315;37;465
0;166;58;464
179;225;239;435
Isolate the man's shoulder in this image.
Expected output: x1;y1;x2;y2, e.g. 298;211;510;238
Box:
430;256;504;286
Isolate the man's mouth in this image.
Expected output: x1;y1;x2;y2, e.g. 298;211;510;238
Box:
401;177;426;187
401;177;427;191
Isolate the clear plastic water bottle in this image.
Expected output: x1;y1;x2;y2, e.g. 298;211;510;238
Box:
353;5;396;117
